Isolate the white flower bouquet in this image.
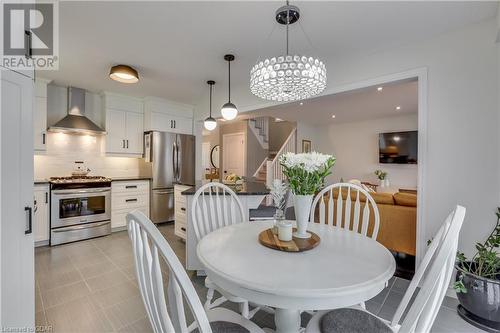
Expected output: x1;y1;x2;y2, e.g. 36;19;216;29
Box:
280;152;336;195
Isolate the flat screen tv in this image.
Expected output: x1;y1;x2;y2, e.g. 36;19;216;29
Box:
379;131;418;164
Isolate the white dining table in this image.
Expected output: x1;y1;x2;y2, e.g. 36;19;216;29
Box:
197;220;396;333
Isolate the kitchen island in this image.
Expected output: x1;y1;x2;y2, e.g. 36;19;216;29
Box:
182;181;269;271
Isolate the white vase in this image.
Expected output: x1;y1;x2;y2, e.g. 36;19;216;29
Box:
380;179;390;188
293;194;313;239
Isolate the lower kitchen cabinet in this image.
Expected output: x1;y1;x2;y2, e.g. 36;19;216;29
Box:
111;180;150;229
34;184;50;246
174;184;190;240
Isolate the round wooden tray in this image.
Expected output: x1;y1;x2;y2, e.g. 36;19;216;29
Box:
258;228;320;252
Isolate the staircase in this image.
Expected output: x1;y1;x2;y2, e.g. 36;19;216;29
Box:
248;117;269;149
253;128;297;188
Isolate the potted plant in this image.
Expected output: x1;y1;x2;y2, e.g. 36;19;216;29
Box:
454;207;500;330
374;169;389;187
280;152;335;238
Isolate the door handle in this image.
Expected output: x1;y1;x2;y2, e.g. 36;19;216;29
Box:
24;207;32;234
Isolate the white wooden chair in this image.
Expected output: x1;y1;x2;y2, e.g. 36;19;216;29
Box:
310;183;380;239
306;205;466;333
191;182;258;319
126;210;265;333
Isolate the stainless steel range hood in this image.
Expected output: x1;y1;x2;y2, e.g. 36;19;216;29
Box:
48;87;106;135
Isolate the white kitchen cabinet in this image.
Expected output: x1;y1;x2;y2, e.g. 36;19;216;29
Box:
111;180;150;229
103;92;144;156
174;184;190;240
33;78;51;152
1;67;35;328
144;97;193;135
33;184;49;245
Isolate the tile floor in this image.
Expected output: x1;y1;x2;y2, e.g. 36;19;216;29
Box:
35;223;485;332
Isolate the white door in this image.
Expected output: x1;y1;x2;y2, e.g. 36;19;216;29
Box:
1;68;35;328
106;109;127;153
125;111;144;154
223;132;246;177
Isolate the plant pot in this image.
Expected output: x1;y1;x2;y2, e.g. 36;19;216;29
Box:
293;194;313;239
455;264;500;332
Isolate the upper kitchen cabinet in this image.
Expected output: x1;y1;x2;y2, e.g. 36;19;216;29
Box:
102;92;144;156
144;97;194;135
33;78;51;152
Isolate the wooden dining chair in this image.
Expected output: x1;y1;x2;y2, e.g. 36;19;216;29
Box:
191;182;258;319
306;205;466;333
310;183;380;239
126;210;265;333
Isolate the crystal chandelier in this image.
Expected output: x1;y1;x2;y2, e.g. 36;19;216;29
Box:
250;2;326;102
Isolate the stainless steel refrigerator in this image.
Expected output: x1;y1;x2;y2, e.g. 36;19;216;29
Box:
144;131;195;223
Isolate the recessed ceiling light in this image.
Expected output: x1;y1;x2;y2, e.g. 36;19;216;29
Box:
109;65;139;84
275;117;284;122
300;102;304;106
377;86;383;91
396;106;401;110
331;115;336;118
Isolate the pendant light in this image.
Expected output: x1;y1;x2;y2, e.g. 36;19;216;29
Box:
221;54;238;120
250;1;326;102
204;80;217;131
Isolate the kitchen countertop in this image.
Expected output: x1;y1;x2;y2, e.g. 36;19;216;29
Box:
182;181;270;196
34;179;49;185
111;176;152;182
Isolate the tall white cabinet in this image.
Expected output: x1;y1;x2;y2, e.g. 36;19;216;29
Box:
33;184;50;246
33;78;51;152
103;92;144;156
1;68;35;328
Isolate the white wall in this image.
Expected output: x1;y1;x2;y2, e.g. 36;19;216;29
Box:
318;114;418;188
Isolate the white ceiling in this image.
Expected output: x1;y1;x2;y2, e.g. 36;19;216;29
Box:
240;78;418;125
41;1;497;110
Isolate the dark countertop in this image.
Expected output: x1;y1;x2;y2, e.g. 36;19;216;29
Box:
34;179;49;185
111;176;152;182
182;181;270;196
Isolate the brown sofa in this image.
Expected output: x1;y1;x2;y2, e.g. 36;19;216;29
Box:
313;190;417;256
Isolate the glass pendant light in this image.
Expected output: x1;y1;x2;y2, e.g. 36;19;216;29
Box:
221;54;238;120
204;80;217;131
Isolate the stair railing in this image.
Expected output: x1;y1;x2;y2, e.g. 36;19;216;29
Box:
266;127;297;188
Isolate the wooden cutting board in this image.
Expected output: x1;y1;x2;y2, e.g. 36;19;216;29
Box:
258;228;320;252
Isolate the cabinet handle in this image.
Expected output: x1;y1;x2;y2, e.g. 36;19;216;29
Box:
42;133;46;145
181;227;186;232
45;192;48;203
24;31;32;59
180;207;186;211
126;198;138;203
33;200;38;213
174;120;176;128
125;185;137;189
122;140;125;148
126;140;129;149
24;207;32;234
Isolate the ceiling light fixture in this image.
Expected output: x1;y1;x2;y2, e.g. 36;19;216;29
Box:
300;102;304;106
377;86;383;91
204;81;217;131
396;106;401;110
331;115;336;118
250;1;326;102
109;65;139;84
221;54;238;120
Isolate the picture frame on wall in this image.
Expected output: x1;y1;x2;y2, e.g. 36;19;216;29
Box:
302;140;312;153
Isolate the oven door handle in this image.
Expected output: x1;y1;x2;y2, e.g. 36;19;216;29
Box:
52;188;111;195
52;221;110;232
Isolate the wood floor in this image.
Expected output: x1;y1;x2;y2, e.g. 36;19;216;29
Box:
35;223;485;332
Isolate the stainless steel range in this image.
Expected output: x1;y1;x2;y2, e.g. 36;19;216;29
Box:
50;176;112;245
